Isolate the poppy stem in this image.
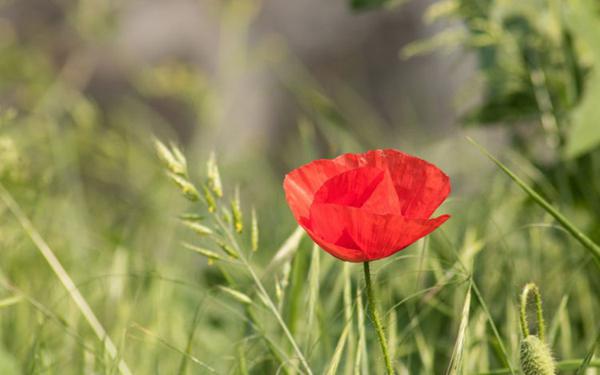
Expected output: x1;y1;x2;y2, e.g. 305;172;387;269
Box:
363;261;394;374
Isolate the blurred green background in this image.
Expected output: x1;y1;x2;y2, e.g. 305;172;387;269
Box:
0;0;598;373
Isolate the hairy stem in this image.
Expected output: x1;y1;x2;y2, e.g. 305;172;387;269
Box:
363;262;394;374
519;283;545;340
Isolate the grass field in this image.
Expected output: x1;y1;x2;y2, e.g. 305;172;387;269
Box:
0;0;599;374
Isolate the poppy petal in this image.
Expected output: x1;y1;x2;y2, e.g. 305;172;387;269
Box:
310;203;449;261
359;168;403;215
361;149;450;219
283;155;364;223
312;166;402;216
283;149;451;262
312;167;385;207
303;227;367;262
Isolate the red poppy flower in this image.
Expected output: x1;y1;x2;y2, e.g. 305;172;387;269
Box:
283;149;451;262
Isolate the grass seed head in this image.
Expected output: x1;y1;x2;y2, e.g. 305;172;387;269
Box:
231;186;243;233
183;220;213;236
215;239;238;259
179;213;204;222
154;138;187;176
207;152;223;197
218;286;252;305
251;207;258;251
169;141;187;170
167;172;200;201
182;242;223;262
203;185;217;213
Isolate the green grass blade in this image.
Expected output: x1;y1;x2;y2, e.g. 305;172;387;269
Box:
471;282;516;375
325;324;350;375
306;244;320;337
0;183;132;375
303;244;320;352
547;295;569;347
131;323;216;373
265;226;305;273
238;344;249;375
343;262;356;375
177;303;203;375
354;288;369;375
0;295;22;309
446;284;472;375
215;216;313;375
478;359;600;374
575;330;600;375
467;137;600;264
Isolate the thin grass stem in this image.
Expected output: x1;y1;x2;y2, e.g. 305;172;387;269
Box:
214;215;313;375
467;136;600;265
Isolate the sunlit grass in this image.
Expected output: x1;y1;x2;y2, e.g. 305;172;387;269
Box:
0;0;599;373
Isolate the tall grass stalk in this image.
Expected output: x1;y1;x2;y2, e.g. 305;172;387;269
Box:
471;282;516;375
0;182;132;375
445;283;472;375
467;137;600;265
213;213;314;374
575;331;600;375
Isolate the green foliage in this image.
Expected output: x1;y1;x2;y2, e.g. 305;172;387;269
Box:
0;0;598;373
405;0;600;160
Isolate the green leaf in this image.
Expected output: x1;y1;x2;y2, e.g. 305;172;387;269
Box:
325;324;350;375
575;330;600;375
446;285;472;375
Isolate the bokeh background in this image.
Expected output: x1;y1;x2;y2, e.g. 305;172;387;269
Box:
0;0;598;373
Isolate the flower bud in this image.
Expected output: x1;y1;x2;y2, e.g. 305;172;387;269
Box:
519;335;556;375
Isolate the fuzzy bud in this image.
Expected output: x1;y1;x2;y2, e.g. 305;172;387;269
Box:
519;335;556;375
